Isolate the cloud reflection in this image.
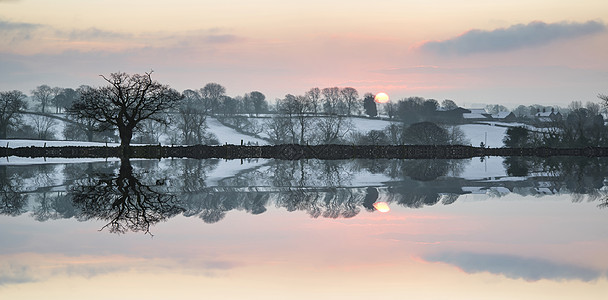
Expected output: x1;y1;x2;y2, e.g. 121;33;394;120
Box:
0;263;37;285
426;252;604;282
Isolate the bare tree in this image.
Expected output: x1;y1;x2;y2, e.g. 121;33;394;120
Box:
585;101;601;117
176;89;208;145
306;87;321;114
31;114;57;140
265;115;292;144
135;119;166;144
279;94;313;144
200;82;226;114
385;102;397;119
322;87;341;114
0;90;27;139
64;86;114;142
314;115;353;144
340;87;359;115
69;72;182;152
445;125;470;145
31;85;57;113
599;93;608;109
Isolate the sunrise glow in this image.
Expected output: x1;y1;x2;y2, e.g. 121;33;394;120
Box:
374;92;390;104
373;201;391;213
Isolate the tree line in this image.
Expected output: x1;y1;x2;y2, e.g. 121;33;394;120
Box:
1;71;606;151
504;98;608;148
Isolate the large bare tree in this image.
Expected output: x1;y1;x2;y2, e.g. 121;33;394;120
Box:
70;72;182;152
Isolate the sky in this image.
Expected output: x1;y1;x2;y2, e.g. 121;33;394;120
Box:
1;0;607;107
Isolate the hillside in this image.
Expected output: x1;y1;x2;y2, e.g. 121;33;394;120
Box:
3;113;523;148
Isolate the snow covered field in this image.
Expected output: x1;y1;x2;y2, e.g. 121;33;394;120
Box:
5;114;521;151
348;117;397;133
458;123;508;148
206;117;268;145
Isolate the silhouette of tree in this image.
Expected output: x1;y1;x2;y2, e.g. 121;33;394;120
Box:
0;166;28;216
322;87;343;114
314;115;353;144
52;88;78;113
306;87;321;114
599;93;608;109
356;130;389;145
174;89;208;145
69;72;182;153
280;94;313;144
31;84;58;113
503;156;531;177
403;122;449;145
504;126;530;148
200;82;226;114
362;93;377;117
362;187;379;211
340;87;359;115
441;99;458;110
249;91;267;116
0;90;27;139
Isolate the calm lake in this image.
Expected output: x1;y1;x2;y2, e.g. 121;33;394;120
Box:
1;157;607;299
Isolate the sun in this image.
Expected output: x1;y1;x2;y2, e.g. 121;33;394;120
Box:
373;201;390;213
374;92;389;104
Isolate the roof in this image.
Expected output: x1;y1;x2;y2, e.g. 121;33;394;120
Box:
468;108;487;114
462;108;490;119
492;112;513;119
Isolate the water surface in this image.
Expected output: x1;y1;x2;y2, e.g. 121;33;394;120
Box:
1;157;607;299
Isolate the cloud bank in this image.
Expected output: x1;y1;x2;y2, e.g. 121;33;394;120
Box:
426;252;603;282
420;20;606;55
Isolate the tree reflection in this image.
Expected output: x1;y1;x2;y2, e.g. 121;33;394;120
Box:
0;165;27;216
503;157;608;196
2;157;608;232
71;159;184;234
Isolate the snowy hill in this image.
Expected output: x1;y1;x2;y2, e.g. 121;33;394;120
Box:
8;113;526;148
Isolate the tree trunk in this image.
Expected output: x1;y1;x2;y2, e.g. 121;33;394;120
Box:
119;126;134;157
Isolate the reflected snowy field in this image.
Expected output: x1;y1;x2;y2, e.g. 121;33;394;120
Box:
1;158;607;299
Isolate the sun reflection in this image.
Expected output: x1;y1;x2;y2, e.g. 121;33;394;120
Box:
374;92;389;104
373;201;390;213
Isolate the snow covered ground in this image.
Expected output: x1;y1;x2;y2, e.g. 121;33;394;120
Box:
458;123;508;148
206;117;268;145
5;114;521;154
348;117;397;133
0;139;123;148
